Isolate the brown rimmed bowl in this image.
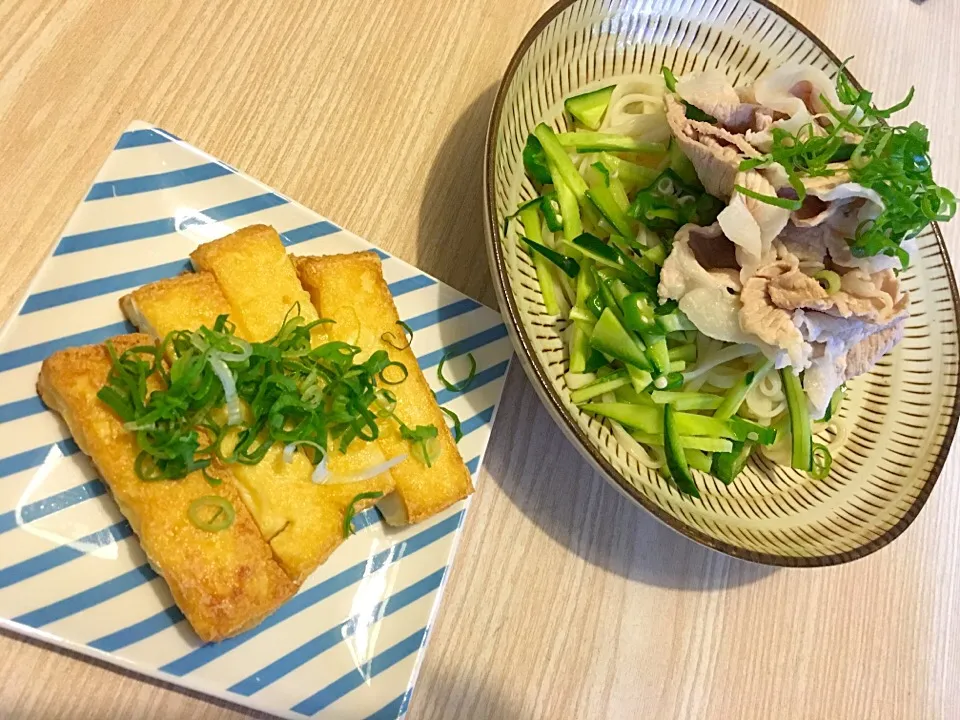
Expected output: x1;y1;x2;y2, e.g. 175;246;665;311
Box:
483;0;960;566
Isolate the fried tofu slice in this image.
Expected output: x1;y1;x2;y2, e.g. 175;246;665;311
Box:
295;252;474;525
120;272;250;342
120;259;394;583
190;225;321;343
37;335;296;642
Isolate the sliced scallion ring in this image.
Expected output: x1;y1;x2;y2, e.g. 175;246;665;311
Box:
342;491;385;538
188;495;235;532
437;352;477;393
379;361;409;385
440;406;463;442
814;270;842;295
381;321;414;351
811;443;833;480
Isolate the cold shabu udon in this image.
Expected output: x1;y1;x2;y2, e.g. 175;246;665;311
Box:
506;63;954;496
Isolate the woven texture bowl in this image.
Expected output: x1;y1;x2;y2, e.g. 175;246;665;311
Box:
484;0;960;566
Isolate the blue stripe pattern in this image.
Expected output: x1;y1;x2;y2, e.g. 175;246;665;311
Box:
0;480;106;534
434;360;510;405
55;193;287;255
14;564;158;628
291;627;428;716
0;123;511;718
86;163;233;201
114;129;173;150
0;521;131;589
0;396;45;424
0;439;79;480
90;605;185;653
366;691;412;720
21;260;191;314
418;323;509;370
404;298;480;332
0;320;134;373
229;568;446;696
281;221;339;246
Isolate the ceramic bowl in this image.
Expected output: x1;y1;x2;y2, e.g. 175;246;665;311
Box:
483;0;960;566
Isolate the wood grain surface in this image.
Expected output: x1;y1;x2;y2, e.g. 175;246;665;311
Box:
1;1;959;718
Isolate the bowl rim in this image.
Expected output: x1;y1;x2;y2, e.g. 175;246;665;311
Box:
482;0;960;567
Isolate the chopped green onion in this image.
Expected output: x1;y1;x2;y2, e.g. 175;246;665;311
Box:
440;406;463;442
188;495;235;533
437;352;478;393
814;270;841;295
811;443;833;480
379;361;409;385
662;66;678;92
733;184;802;210
381;320;414;351
343;491;385;538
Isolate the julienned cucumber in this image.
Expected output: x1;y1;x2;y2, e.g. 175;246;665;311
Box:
557;132;667;155
780;368;813;471
664;404;700;497
564;86;615;130
589;309;651;371
668;138;700;187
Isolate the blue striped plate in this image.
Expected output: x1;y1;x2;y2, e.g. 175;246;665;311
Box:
0;121;512;718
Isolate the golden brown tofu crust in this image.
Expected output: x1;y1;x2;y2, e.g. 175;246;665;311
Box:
190;225;320;343
120;272;248;342
37;335;296;642
295;252;474;524
122;241;396;585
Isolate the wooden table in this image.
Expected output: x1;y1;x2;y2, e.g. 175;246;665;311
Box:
1;1;958;718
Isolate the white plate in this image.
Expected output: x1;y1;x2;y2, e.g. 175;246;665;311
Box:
0;121;512;719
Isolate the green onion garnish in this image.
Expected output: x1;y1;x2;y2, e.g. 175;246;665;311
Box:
733;184;803;211
437;352;477;393
813;270;841;295
96;308;428;483
400;424;441;467
381;321;414;351
342;491;384;538
188;495;235;532
811;443;833;480
440;406;463;442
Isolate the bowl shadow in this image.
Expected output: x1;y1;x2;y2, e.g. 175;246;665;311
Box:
415;85;500;308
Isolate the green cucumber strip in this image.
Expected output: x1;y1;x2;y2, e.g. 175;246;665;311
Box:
587;182;636;240
685;449;714;473
650;391;723;411
557;132;667;155
551;164;584;242
713;358;773;421
589;309;651;370
598;152;659;190
674;413;736;439
518;207;560;316
663;404;700;497
728;417;777;446
632;432;733;454
668;344;697;363
570;371;631;404
780;368;813;471
626;366;653;393
569;323;591;373
534;124;589;198
565;85;615;130
581;402;660;434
